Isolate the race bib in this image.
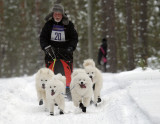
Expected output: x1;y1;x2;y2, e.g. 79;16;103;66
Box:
51;25;66;42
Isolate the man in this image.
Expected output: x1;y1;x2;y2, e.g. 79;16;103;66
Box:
98;38;107;72
40;4;78;100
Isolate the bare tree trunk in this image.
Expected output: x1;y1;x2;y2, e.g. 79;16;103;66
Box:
106;0;117;73
20;0;27;75
139;0;148;66
0;0;4;77
35;0;44;68
126;0;135;70
88;0;93;58
101;0;107;38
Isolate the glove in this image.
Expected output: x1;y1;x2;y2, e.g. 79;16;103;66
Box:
44;45;54;57
66;47;73;54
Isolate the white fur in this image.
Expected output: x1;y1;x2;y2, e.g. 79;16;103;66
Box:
35;68;54;109
83;59;103;104
54;73;66;87
70;69;93;108
45;75;66;115
71;68;86;78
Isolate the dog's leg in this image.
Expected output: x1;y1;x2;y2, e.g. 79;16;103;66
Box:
39;99;43;105
79;103;86;113
97;96;102;103
37;91;43;105
49;103;54;116
94;90;98;104
73;99;79;107
56;96;65;115
42;92;47;110
83;97;91;107
96;89;102;103
94;89;102;106
60;110;64;114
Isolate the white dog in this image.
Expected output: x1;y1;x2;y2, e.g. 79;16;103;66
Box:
83;59;103;105
45;74;66;116
70;69;93;113
35;68;54;109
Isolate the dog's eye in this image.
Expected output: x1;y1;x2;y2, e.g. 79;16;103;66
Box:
50;86;51;88
83;79;85;81
54;86;56;88
92;72;94;74
87;73;89;74
41;79;43;81
79;79;81;81
45;80;47;81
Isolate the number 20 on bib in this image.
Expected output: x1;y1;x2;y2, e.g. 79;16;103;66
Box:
51;25;66;42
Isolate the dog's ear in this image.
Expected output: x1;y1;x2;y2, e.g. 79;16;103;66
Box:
47;69;54;76
39;69;43;74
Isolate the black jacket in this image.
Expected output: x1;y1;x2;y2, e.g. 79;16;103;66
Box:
40;18;78;62
98;42;107;64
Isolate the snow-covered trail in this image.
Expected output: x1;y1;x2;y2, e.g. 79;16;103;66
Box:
0;68;160;124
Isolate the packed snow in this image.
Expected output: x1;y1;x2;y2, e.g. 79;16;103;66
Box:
0;68;160;124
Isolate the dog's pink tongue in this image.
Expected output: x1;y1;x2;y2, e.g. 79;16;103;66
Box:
80;84;86;88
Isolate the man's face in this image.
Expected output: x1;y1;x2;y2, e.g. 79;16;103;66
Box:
53;12;62;22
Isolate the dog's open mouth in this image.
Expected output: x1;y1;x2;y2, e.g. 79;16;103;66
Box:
79;84;86;88
51;90;55;96
42;84;45;89
89;76;93;82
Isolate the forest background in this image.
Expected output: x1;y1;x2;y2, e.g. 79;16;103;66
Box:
0;0;160;77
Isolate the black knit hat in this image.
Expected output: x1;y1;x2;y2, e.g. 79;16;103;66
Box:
52;4;64;14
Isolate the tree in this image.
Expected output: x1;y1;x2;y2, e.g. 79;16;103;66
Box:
125;0;135;70
88;0;93;58
0;0;4;77
105;0;117;72
139;0;148;66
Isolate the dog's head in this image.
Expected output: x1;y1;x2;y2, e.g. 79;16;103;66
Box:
36;68;54;89
73;73;92;89
46;77;65;97
84;66;96;82
46;80;58;97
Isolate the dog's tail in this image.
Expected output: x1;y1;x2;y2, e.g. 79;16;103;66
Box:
54;73;66;86
83;59;95;67
71;69;86;78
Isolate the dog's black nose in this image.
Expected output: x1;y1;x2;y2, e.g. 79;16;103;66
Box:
89;76;92;79
81;82;83;84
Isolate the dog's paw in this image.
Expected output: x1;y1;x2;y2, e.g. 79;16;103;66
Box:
82;107;86;113
60;110;64;115
50;112;54;116
79;103;84;109
79;103;86;113
97;98;102;103
39;99;43;105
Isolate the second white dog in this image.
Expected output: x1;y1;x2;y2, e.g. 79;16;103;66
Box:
83;59;103;105
70;69;93;113
45;74;66;116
